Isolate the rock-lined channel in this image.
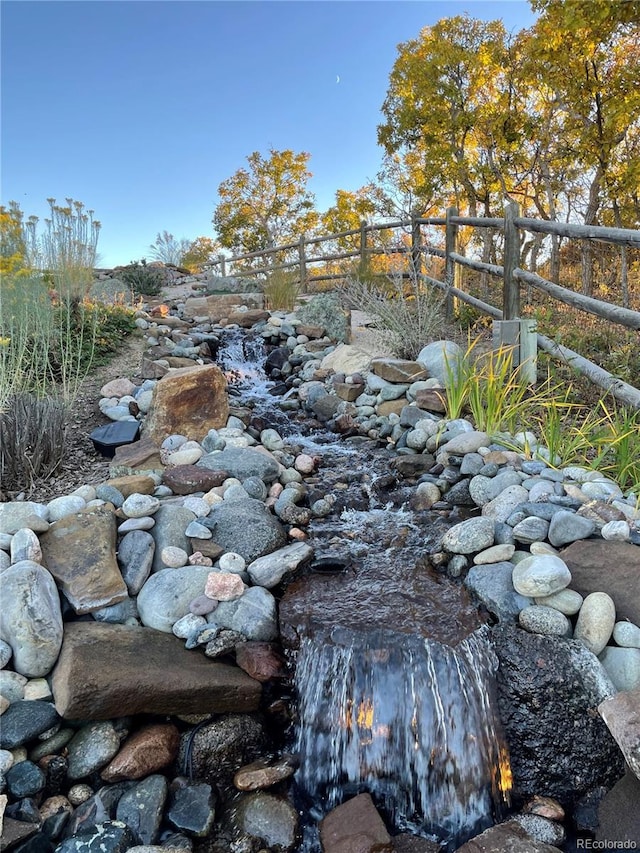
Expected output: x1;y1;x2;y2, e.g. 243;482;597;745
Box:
1;291;640;853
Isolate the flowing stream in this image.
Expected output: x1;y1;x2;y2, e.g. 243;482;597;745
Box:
216;328;512;851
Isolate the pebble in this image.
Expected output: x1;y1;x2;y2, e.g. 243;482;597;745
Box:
161;546;189;568
511;516;550;544
118;531;155;596
599;646;640;691
213;585;278;641
574;592;616;655
0;700;60;750
47;495;86;521
612;620;640;648
137;566;212;632
0;639;12;669
534;588;583;615
473;544;515;565
181;497;211;518
167;445;204;466
205;571;246;601
294;454;315;474
548;510;596;547
519;605;572;637
189;595;217;616
118;515;156;533
219;552;246;573
122;494;161;519
6;759;46;798
165;781;217;837
172;613;207;639
441;517;495;555
66;721;122;779
67;783;94;805
10;528;42;563
601;520;630;541
482;485;529;522
512;554;572;598
512;813;565;846
185;521;212;539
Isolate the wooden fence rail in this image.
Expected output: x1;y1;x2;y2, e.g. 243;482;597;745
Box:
208;207;640;408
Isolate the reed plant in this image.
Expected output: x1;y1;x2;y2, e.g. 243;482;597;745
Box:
263;269;300;312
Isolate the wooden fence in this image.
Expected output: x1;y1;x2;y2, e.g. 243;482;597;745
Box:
208;206;640;408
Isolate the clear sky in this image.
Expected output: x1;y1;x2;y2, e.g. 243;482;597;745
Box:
2;1;537;268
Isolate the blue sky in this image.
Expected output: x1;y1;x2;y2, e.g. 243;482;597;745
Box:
2;1;537;268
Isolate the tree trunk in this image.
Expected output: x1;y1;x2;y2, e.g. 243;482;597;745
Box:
581;166;603;297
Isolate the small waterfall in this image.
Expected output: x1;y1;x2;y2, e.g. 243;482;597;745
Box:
292;627;511;850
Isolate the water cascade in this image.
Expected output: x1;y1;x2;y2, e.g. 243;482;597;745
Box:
214;328;512;849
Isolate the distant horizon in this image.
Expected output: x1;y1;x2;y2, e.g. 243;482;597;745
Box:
1;1;538;267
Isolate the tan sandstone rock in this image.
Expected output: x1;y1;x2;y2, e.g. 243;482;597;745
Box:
144;364;229;445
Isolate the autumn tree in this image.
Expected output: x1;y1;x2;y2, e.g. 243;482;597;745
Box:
180;236;220;273
0;201;29;276
212;149;318;261
527;0;640;295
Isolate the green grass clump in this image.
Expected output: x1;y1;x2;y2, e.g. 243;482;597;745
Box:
263;270;300;312
119;259;165;296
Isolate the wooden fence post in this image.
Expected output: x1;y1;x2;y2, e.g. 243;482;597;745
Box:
359;220;369;279
298;234;307;294
217;254;226;278
503;201;520;320
444;206;458;319
411;212;423;286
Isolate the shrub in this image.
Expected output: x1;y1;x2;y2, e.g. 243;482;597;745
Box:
296;293;350;342
0;393;67;493
340;271;444;359
119;259;165;296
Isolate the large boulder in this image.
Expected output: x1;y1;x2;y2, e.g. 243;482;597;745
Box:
143;364;229;445
320;344;373;376
493;624;624;807
51;622;261;719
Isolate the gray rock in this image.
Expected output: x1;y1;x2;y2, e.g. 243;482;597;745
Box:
213;586;278;641
137;566;212;633
201;498;286;563
519;605;572;637
469;470;522;505
55;820;135;853
117;531;155;595
0;670;26;701
0;700;60;749
235;792;298;851
0;501;49;535
613;620;640;648
67;721;122;779
599;646;640;691
247;542;313;588
116;774;168;844
511;813;565;846
47;494;86;521
5;758;46;798
92;597;139;625
198;446;280;483
441;517;495;555
464;562;531;621
442;430;490;455
512;554;572;598
95;484;126;507
598;688;640;782
482;485;529;523
574;592;616;655
0;561;63;677
534;588;583;615
416;340;463;385
166;782;217;837
9;528;42;563
512;516;550;545
548;510;596;547
0;639;12;668
149;505;195;572
122;494;160;519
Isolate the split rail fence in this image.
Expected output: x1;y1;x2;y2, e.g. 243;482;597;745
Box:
208;205;640;408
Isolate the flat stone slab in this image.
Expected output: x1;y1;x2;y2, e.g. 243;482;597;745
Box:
51;622;261;720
